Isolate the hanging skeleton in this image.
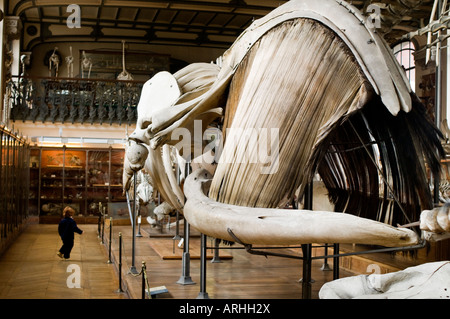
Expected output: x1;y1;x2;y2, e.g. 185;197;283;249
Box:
49;47;60;77
123;0;445;248
116;40;133;81
65;46;74;78
81;51;92;79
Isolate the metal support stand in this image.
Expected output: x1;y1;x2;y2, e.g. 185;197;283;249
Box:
173;211;182;254
333;243;340;280
173;162;182;239
300;182;313;299
320;244;332;271
301;244;312;299
434;17;442;206
177;219;195;285
211;238;222;263
177;162;195;285
129;171;138;274
197;233;209;299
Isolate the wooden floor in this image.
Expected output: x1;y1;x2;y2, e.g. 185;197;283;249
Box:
0;220;355;300
0;223;126;299
93;221;355;300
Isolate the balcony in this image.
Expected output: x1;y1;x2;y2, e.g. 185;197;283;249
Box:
8;76;143;126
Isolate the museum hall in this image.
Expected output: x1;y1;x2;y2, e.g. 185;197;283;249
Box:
0;0;449;306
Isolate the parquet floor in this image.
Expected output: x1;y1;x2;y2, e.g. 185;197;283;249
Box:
0;221;354;300
0;224;126;299
105;223;354;300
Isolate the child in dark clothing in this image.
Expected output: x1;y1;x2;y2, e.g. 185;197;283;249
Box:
57;206;83;260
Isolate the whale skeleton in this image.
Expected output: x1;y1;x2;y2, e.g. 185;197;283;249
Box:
123;0;446;248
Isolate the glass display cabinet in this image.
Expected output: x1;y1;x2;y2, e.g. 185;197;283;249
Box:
1;127;29;243
31;146;125;223
87;150;110;218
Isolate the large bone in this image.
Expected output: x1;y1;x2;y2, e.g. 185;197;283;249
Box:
136;71;181;131
183;169;419;247
122;140;149;192
144;146;184;212
319;261;450;299
420;204;450;242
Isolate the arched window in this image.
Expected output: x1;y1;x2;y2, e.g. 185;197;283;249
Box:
393;41;416;91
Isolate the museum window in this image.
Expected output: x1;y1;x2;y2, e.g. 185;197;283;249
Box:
393;41;416;91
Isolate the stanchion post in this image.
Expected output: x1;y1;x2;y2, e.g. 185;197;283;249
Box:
101;207;105;244
98;202;102;238
107;217;112;264
142;261;147;299
117;232;124;293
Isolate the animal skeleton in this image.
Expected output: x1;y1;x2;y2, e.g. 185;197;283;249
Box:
81;51;92;79
117;40;133;81
124;0;445;248
49;47;59;77
65;46;74;78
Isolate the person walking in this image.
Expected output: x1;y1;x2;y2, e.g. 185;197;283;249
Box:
57;206;83;260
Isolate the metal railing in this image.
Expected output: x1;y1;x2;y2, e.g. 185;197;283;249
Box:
7;75;143;126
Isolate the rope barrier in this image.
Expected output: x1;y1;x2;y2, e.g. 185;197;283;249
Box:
128;261;151;299
98;213;152;299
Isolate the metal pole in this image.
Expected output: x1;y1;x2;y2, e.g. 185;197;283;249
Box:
97;203;102;238
301;244;312;299
101;207;105;244
117;232;124;293
107;217;112;263
333;243;340;280
197;233;209;299
211;238;222;263
177;162;195;285
142;261;146;299
130;171;138;274
435;2;443;205
176;219;195;285
320;244;331;271
301;181;313;299
173;162;182;241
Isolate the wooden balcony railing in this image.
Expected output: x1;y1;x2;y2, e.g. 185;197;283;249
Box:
8;76;144;126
